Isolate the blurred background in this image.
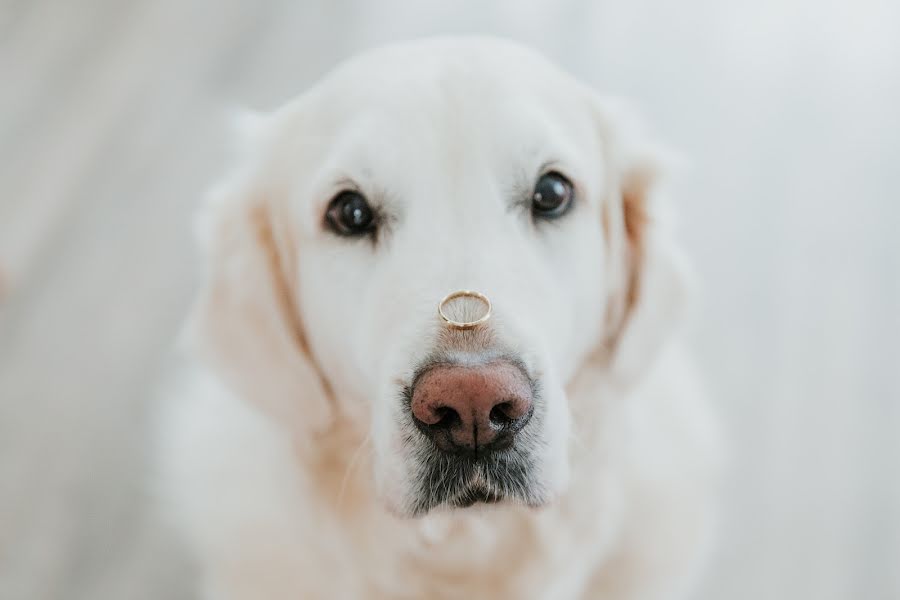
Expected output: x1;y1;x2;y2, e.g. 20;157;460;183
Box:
1;0;898;598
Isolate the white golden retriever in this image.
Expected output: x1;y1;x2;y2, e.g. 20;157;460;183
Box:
159;37;719;600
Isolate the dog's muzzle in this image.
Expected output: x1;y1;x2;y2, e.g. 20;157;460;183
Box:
404;357;541;512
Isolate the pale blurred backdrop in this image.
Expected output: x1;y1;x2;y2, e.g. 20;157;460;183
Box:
1;0;898;598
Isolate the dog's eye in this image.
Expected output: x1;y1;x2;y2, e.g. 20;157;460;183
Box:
325;191;376;236
531;172;574;219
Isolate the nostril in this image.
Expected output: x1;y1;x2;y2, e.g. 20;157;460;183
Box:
433;406;461;429
489;398;533;434
489;402;515;426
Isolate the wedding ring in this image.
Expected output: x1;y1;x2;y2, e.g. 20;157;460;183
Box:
438;290;492;330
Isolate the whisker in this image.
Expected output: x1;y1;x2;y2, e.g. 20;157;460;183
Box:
336;430;373;511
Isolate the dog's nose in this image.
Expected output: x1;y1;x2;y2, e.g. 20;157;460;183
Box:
410;361;534;454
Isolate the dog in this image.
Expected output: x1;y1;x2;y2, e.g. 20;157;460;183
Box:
158;36;720;600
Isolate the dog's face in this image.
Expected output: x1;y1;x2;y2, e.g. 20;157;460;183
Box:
190;38;686;517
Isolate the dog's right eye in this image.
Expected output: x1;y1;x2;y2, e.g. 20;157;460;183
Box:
325;191;376;237
531;172;574;219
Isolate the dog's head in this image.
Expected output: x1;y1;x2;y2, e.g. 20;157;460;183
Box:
187;38;687;517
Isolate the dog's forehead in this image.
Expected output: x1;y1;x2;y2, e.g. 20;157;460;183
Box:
298;38;585;129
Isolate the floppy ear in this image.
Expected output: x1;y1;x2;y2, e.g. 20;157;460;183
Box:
183;159;333;435
595;99;692;385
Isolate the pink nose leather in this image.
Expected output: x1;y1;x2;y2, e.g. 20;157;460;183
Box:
410;361;534;453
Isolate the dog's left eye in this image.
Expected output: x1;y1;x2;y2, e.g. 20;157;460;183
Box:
531;172;574;219
325;191;376;237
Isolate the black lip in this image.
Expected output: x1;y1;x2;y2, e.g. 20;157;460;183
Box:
452;486;503;508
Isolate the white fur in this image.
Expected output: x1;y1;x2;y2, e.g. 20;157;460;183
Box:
158;37;720;599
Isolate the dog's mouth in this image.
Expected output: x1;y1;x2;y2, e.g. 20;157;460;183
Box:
410;450;544;515
451;484;504;508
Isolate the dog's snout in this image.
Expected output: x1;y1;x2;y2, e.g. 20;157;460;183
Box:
410;361;534;454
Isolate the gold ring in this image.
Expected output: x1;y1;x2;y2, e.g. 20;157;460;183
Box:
438;290;492;330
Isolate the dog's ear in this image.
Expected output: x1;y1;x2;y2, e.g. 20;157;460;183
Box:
595;99;691;385
183;150;333;435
